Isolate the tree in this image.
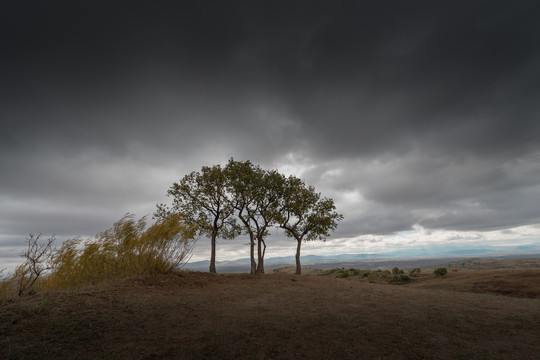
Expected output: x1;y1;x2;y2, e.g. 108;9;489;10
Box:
16;234;55;296
155;164;239;273
279;176;343;275
225;159;258;274
225;159;285;274
159;160;343;276
250;169;286;274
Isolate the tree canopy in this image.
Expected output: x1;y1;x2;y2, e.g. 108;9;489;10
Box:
155;164;240;273
158;159;343;274
279;176;343;274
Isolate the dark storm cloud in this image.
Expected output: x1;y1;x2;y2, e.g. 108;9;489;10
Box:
285;1;540;159
3;1;540;157
1;0;540;264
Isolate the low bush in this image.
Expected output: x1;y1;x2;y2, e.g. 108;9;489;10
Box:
409;268;421;276
323;267;416;285
390;274;412;285
434;267;448;278
322;268;362;278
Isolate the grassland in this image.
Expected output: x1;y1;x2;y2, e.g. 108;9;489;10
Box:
1;261;540;359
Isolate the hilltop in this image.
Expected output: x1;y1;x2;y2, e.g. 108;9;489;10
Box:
2;259;540;359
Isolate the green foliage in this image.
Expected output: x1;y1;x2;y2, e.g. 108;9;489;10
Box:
390;274;412;284
158;159;343;275
42;214;197;289
156;164;240;273
225;159;287;274
409;268;421;276
434;267;448;278
157;165;237;236
318;267;419;286
322;268;417;285
349;269;360;276
364;270;390;280
279;175;343;274
280;176;343;243
321;268;362;279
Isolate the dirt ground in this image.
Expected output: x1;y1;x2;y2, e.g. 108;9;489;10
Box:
1;269;540;359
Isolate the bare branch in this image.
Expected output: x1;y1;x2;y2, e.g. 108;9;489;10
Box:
17;233;55;296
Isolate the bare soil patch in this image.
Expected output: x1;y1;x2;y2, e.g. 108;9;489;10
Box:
1;270;539;359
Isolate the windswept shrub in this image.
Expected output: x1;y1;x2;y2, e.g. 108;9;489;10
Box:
0;268;9;298
434;267;448;278
392;267;404;275
44;213;197;289
409;268;421;276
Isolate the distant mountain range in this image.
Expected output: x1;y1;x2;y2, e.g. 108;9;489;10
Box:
184;242;540;273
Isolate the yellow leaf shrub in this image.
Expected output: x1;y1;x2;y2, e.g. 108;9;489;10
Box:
42;213;197;290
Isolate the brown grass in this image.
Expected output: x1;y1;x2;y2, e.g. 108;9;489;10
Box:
1;269;540;359
408;268;540;298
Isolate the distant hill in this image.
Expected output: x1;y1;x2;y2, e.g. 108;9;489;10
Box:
185;245;540;273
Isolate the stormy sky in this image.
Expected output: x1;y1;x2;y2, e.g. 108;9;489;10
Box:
2;1;540;269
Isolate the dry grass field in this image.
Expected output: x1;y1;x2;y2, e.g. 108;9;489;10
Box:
1;263;540;359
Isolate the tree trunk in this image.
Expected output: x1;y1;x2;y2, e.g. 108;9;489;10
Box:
295;239;302;275
209;232;217;273
250;234;257;275
256;237;266;274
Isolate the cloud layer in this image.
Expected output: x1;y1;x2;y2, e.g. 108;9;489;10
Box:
1;1;540;266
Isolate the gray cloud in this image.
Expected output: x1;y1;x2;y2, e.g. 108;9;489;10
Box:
1;1;540;266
